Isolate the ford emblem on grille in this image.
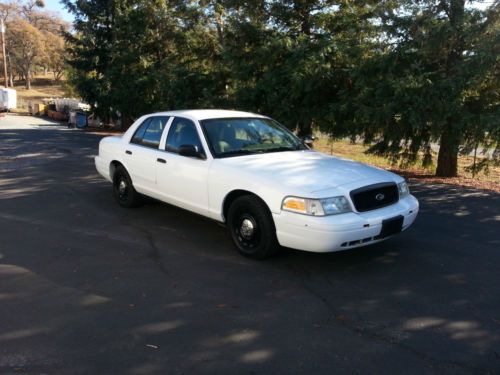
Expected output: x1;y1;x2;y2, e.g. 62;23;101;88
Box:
375;193;385;201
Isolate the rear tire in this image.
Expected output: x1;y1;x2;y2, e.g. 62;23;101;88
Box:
112;166;142;208
227;195;279;259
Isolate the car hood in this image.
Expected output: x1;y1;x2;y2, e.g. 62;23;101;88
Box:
216;150;400;194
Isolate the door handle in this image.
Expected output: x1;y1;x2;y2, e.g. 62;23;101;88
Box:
125;150;132;155
157;158;167;164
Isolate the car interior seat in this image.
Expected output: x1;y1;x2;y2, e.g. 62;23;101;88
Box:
219;124;243;153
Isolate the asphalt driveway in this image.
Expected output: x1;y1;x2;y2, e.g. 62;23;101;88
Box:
0;114;499;374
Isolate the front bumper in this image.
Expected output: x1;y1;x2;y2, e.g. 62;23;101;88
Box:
273;194;419;253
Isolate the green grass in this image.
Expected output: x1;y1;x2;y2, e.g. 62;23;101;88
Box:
314;137;499;188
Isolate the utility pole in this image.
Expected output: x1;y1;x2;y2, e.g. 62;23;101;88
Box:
1;19;8;87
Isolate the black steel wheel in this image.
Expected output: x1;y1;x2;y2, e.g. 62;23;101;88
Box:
112;166;142;208
227;195;279;259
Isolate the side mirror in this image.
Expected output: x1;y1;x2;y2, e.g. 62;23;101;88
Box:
178;144;205;159
301;135;315;148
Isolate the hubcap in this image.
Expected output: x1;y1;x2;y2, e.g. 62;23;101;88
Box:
232;211;260;251
240;218;255;240
118;179;127;198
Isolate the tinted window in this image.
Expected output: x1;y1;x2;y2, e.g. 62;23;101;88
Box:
166;117;203;153
131;118;151;144
130;116;169;148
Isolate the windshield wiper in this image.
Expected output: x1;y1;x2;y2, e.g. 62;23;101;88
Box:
219;149;259;158
219;146;301;158
260;146;300;153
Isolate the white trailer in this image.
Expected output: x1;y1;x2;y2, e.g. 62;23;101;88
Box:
0;88;17;111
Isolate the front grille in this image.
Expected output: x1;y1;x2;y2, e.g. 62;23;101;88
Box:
350;182;399;212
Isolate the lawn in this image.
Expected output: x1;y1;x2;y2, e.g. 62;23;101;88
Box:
11;74;66;112
314;138;499;192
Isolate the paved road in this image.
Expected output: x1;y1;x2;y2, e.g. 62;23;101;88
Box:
1;114;499;375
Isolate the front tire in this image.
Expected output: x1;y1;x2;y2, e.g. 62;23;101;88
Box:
227;195;279;259
112;166;142;208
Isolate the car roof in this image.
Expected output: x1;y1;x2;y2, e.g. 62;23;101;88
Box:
149;109;268;121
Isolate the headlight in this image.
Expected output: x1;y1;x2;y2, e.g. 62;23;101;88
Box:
320;196;352;215
398;181;410;198
282;196;352;216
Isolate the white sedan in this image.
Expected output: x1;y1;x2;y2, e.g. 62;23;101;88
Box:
95;110;419;259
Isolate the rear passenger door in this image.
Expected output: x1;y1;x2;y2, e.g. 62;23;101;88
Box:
124;116;170;195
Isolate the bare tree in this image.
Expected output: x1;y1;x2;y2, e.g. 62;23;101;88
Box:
19;0;44;26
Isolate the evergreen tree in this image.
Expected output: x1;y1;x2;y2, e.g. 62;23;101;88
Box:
63;0;226;127
63;0;498;177
330;0;499;176
62;0;119;123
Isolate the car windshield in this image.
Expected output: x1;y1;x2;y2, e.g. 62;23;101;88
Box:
201;117;306;158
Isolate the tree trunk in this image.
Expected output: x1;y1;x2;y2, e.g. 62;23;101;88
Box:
214;6;224;46
296;120;312;137
121;116;134;131
25;70;31;89
435;0;465;178
6;52;13;87
436;122;459;177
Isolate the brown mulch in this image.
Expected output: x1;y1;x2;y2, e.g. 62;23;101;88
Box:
390;169;500;193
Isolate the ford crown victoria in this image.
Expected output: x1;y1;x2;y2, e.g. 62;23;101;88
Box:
95;110;419;258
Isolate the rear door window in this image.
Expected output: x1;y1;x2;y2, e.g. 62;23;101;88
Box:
131;118;151;145
130;116;169;149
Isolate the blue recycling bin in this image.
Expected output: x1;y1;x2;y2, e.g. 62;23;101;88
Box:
76;112;87;128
